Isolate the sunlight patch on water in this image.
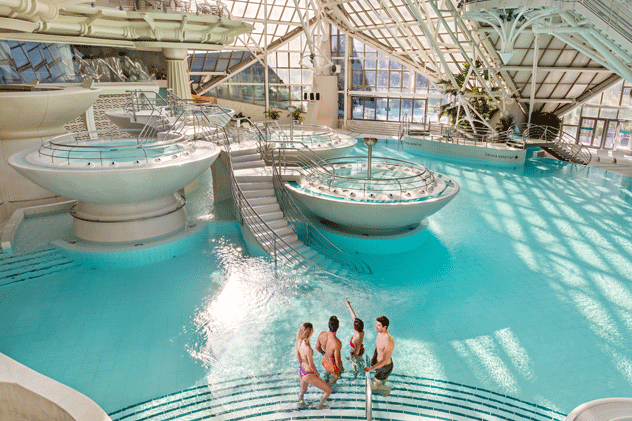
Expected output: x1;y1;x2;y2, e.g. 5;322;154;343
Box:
550;219;582;241
530;226;561;246
494;328;535;382
452;336;519;395
570;291;622;343
512;242;540;273
616;309;632;333
521;213;548;230
480;211;504;234
567;239;609;272
602;344;632;384
501;217;526;242
592;274;632;311
395;338;446;380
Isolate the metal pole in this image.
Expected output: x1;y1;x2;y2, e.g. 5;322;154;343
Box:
366;353;373;421
363;137;378;179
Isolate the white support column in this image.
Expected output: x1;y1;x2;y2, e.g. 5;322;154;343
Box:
528;33;539;124
163;48;192;100
343;31;351;126
264;0;269;111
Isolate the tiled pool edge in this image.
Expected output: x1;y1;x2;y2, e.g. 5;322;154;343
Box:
0;200;75;254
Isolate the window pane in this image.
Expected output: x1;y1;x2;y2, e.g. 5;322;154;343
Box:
365;97;377;120
388;98;399;121
376;97;387;121
352;96;363;119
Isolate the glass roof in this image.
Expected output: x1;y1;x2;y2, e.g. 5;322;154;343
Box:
200;0;621;114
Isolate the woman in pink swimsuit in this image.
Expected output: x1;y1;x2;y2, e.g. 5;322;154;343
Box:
296;322;332;409
345;299;365;377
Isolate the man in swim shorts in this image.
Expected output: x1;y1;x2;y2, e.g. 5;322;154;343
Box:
316;316;344;384
364;315;394;396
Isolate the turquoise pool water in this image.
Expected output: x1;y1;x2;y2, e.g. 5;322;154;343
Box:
1;141;632;416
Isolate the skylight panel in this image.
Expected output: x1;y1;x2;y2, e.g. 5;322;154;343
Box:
281;6;296;22
244;2;260;18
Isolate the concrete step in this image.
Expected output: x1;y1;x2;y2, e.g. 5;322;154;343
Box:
247;210;284;222
229;146;259;157
315;256;333;269
230;153;261;163
232;160;264;170
238;181;273;191
233;173;273;182
241;189;275;199
249;219;289;231
245;196;277;206
327;261;342;273
251;203;280;214
254;225;294;239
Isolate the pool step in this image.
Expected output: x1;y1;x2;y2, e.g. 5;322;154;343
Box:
0;247;77;287
109;374;364;421
109;373;566;421
229;150;354;278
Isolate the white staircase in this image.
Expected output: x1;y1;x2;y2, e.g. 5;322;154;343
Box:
230;147;349;278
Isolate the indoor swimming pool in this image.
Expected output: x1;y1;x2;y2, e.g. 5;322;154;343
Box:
1;141;632;419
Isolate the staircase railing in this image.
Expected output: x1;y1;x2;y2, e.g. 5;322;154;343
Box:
219;119;364;277
269;147;372;275
522;124;592;165
400;115;522;148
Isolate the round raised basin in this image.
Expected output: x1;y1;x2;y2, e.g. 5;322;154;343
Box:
9;131;221;242
286;158;459;233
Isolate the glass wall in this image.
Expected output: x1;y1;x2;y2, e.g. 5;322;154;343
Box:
344;35;446;123
0;41;152;84
562;80;632;150
193;33;310;110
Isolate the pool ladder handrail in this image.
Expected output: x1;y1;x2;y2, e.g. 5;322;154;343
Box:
400;115;521;148
202;115;360;277
366;353;373;421
269;147;373;275
521;123;592;165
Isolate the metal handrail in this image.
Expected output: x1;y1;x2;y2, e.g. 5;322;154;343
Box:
522;124;592;165
296;156;438;199
211;117;358;276
37;129;187;165
269;148;372;275
401;116;522;149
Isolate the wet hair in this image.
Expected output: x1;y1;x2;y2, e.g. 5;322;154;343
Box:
376;316;389;329
297;322;313;341
328;316;339;332
353;318;364;333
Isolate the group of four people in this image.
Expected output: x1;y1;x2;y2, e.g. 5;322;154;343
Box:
295;299;395;409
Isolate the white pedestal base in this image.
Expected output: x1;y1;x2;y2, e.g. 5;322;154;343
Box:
71;194;187;243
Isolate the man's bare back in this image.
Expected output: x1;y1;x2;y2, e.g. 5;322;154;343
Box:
315;316;344;383
316;331;341;358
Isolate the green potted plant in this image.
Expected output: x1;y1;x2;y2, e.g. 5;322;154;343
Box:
289;107;305;123
264;109;280;120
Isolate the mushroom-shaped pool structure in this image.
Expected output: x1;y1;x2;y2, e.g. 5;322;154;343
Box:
105;90;235;131
285;155;459;234
0;84;101;221
9;129;221;243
